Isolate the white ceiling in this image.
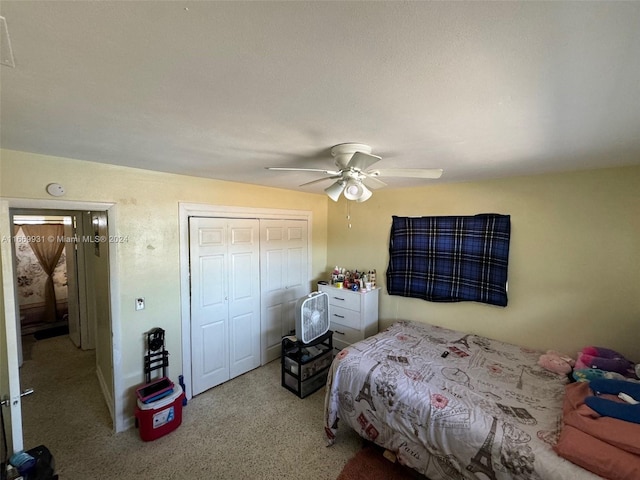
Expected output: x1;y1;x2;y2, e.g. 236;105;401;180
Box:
1;1;639;194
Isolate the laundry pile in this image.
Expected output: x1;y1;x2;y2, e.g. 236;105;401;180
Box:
549;346;639;480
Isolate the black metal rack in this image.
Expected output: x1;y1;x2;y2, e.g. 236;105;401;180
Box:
281;330;333;398
144;327;169;383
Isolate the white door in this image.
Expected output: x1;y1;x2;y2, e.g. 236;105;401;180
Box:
189;217;260;396
1;201;24;454
260;219;308;364
227;223;261;378
65;218;81;348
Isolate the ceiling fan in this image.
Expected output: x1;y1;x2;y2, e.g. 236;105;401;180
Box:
265;143;443;202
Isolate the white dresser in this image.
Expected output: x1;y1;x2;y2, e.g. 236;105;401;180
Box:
318;284;379;351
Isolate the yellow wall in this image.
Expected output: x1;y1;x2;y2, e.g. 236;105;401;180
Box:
0;148;329;430
327;165;640;361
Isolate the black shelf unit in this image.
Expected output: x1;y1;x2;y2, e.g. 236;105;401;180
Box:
281;330;334;398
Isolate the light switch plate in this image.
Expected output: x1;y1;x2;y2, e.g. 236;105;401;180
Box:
136;298;145;311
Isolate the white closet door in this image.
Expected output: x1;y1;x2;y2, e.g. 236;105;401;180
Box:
227;222;261;378
190;218;229;395
260;219;308;364
64;220;81;348
190;217;260;395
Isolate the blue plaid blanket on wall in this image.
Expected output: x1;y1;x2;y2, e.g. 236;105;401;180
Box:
386;214;511;307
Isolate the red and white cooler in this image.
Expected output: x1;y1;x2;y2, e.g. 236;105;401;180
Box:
135;384;184;441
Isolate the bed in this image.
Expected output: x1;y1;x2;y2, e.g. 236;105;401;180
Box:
324;320;602;480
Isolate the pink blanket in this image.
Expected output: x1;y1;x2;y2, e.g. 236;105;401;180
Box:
553;382;640;479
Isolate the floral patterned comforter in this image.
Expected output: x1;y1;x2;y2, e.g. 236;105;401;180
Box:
324;321;601;480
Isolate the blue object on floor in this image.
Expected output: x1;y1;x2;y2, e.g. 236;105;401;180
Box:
179;374;187;406
10;450;36;475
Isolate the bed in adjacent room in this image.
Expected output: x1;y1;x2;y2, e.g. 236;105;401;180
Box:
324;320;601;480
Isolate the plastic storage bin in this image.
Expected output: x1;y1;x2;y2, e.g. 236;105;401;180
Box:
281;331;333;398
135;384;184;441
283;350;333;380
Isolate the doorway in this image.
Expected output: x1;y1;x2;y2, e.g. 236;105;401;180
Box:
10;208;110;443
1;199;118;455
13;214;79;354
11;209;100;352
13;215;72;338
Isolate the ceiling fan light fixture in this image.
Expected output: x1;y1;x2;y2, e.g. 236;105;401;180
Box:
324;180;345;202
355;185;372;202
343;179;371;202
343;180;362;201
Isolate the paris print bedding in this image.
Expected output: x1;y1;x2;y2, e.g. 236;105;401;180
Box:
324;321;601;480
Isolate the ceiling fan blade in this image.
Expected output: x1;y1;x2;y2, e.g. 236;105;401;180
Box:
367;168;444;179
265;167;341;175
347;152;382;171
360;172;388;189
299;175;341;187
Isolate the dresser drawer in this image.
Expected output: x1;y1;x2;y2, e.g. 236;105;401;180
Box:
331;324;363;346
325;289;361;312
318;283;379;349
329;305;361;330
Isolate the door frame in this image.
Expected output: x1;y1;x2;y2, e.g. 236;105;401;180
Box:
1;200;22;453
0;197;123;447
178;203;312;400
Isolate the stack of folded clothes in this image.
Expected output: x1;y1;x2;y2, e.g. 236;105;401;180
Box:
553;379;640;480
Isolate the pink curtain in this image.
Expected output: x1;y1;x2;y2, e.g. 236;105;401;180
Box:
21;224;65;323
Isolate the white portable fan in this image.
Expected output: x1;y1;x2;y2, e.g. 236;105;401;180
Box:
295;291;330;344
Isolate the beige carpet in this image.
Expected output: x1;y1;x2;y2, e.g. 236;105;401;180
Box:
19;335;363;479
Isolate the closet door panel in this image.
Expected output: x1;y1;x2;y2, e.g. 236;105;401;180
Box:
260;219;309;364
227;219;261;379
201;320;226;378
265;303;283;353
190;218;229;395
